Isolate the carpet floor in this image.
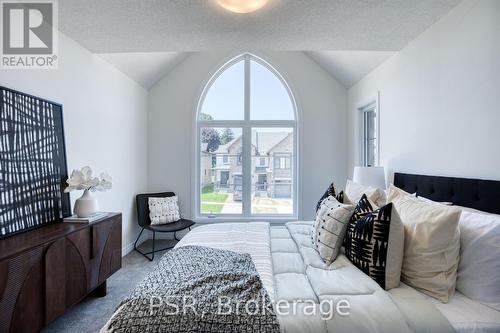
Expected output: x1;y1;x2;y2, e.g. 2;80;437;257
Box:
41;239;175;333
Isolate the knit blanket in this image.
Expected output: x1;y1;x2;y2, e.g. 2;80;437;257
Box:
107;245;280;333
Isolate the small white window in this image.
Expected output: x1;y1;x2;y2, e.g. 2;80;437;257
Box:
223;155;229;164
360;103;378;167
260;157;266;166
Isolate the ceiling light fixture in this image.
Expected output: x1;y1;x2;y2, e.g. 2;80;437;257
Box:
216;0;269;14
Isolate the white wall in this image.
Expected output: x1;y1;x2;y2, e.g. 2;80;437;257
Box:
348;0;500;182
0;32;149;254
148;51;348;221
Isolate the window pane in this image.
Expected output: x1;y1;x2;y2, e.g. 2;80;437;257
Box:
200;128;242;215
366;110;376;139
200;60;244;120
366;139;376;167
251;128;294;214
250;60;295;120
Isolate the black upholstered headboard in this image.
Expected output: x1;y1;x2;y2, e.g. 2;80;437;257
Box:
393;173;500;215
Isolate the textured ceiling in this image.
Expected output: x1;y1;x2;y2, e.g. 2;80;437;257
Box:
59;0;462;53
97;52;191;88
306;51;397;87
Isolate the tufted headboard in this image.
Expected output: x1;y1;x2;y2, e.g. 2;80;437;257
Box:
393;172;500;214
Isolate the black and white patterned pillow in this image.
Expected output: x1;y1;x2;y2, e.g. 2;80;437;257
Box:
316;182;345;212
148;197;181;225
344;194;404;290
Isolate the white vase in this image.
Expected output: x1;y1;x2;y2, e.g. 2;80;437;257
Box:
74;189;99;218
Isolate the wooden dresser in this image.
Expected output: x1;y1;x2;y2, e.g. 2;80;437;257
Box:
0;213;122;333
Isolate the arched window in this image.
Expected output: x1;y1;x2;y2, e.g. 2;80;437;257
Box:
197;54;297;219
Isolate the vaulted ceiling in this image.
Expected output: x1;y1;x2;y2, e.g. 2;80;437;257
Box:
58;0;462;88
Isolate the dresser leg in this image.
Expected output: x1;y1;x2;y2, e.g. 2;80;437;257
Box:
91;281;107;297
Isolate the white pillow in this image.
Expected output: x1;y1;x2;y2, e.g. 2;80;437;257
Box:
386;184;415;202
391;193;461;303
314;196;355;264
345;179;386;207
456;210;500;311
417;196;453;206
148;196;180;225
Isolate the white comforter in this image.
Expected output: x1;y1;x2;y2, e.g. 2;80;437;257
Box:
104;221;455;333
176;221;455;333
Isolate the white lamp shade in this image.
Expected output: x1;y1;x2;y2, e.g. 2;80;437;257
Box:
353;166;386;189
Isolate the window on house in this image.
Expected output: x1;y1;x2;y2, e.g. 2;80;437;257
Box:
274;155;291;169
361;103;378;167
197;54;297;219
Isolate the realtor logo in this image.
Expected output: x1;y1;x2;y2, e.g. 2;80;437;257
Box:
1;0;58;69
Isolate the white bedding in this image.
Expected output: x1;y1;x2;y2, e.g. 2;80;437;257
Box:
104;222;459;333
424;290;500;333
176;222;275;300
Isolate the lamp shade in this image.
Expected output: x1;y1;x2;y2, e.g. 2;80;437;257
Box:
353;166;386;189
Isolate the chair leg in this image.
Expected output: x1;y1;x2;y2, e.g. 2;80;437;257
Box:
134;228;155;261
133;227;145;252
134;228;176;262
151;231;155;261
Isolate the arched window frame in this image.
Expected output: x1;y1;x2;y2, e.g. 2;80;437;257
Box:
195;53;298;221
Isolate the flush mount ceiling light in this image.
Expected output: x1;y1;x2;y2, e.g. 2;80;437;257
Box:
216;0;269;13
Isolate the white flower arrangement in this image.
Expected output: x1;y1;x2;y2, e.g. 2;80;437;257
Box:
65;166;112;193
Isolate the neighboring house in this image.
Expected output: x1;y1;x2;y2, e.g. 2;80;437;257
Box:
200;143;213;187
213;132;293;199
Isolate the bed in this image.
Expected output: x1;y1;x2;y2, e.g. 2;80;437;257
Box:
102;173;500;333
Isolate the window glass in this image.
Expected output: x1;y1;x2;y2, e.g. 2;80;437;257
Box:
198;55;296;218
200;127;242;215
251;128;294;215
199;60;244;120
250;60;295;120
363;108;377;167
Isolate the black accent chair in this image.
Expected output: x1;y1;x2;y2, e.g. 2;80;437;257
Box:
134;192;195;261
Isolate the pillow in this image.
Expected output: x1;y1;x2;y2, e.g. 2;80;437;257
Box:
148;196;180;225
386;184;451;206
345;179;386;207
456;210;500;311
316;182;336;212
386;184;415;202
314;196;355;264
391;195;461;302
316;182;345;212
344;194;404;290
417;196;453;206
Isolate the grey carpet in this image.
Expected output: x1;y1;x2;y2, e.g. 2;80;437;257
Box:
41;239;176;333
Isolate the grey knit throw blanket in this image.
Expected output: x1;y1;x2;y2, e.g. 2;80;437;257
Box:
108;245;280;333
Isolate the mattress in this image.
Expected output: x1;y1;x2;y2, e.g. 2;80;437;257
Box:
389;283;500;333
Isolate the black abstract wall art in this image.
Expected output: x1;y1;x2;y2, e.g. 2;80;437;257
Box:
0;86;71;238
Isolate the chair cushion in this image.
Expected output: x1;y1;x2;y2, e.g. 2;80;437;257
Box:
144;219;195;232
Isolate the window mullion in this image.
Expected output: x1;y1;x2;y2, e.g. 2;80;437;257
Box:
242;55;252;216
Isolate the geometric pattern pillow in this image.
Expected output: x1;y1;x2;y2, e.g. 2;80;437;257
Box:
316;182;346;213
148;196;181;225
314;196;355;264
344;194;404;290
316;182;337;212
